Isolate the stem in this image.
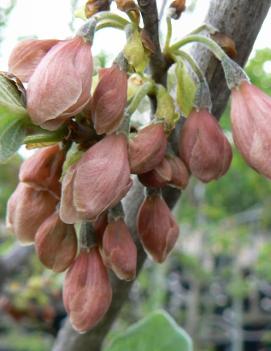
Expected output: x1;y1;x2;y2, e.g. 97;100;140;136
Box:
117;82;154;135
170;34;226;60
189;23;218;36
164;16;172;52
23;127;67;145
175;50;205;82
126;81;154;116
95;11;130;27
174;51;212;110
79;222;97;250
96;19;125;31
108;203;125;222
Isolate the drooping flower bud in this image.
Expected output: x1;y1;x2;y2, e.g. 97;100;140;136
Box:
231;81;271;179
6;183;58;244
19;144;65;198
179;109;232;182
116;0;140;23
129;123;167;174
138;157;172;188
169;0;186;19
211;32;237;59
63;247;112;332
102;217;137;281
27;36;93;130
137;192;179;263
85;0;110;18
167;154;190;189
60;134;132;224
35;212;77;272
8;39;60;82
91;65;127;135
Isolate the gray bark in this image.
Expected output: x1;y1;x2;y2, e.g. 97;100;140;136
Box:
52;0;271;350
192;0;271;117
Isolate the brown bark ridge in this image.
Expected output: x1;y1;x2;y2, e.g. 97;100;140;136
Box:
52;1;270;350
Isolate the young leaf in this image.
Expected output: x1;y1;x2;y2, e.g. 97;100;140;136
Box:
124;30;149;73
106;310;193;351
0;115;27;162
176;60;196;117
0;73;25;111
0;74;30;161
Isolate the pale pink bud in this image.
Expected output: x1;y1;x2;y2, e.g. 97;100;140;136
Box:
138;157;172;188
102;218;137;281
137;193;179;263
8;39;60;82
129;123;167;174
27;36;93;130
60;134;132;224
35;212;77;272
179;109;232;182
6;183;58;244
91;65;127;135
231;81;271;179
167;154;189;189
63;247;112;332
19;144;65;198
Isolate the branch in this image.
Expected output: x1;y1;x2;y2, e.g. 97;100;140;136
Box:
52;1;270;350
0;243;33;291
191;0;271;117
137;0;167;84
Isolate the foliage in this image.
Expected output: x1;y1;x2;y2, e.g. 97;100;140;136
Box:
105;310;192;351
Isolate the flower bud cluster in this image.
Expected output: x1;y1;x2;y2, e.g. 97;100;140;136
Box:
5;16;271;334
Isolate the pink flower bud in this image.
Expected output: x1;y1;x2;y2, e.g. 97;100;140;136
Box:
138;157;172;188
102;217;137;281
8;39;60;82
27;36;93;130
179;109;232;182
91;65;127;135
63;247;112;332
60;134;132;224
6;183;58;244
231;81;271;179
19;145;65;198
35;212;77;272
129;123;167;174
137;193;179;263
167;154;190;189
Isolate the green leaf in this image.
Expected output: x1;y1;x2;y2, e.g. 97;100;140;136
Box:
176;60;196;117
0;74;25;113
124;30;149;73
0;115;27;162
0;74;29;162
106;310;193;351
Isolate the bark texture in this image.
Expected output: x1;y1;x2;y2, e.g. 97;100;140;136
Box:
192;0;271;117
52;1;271;350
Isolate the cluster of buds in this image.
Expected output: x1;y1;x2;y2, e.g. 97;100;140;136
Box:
4;0;271;334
